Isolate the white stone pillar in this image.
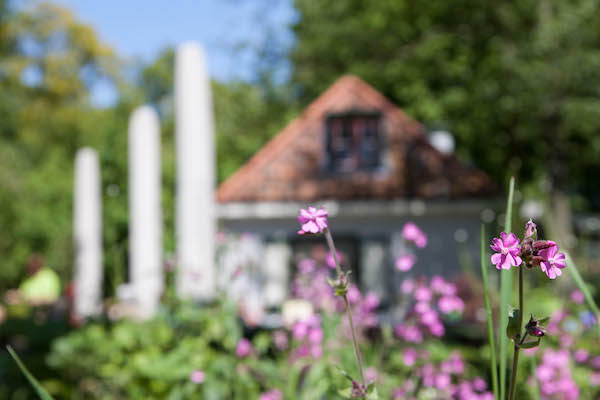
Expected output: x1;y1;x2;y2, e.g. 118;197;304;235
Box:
73;148;103;318
128;106;163;318
263;242;291;308
360;240;388;303
175;42;216;301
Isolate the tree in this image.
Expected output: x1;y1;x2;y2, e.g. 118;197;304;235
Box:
0;2;122;291
290;0;600;238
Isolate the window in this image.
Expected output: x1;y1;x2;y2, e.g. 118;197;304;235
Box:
325;113;382;173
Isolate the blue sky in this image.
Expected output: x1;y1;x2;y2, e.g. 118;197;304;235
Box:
48;0;297;105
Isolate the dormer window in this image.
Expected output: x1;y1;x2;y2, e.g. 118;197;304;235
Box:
325;113;382;173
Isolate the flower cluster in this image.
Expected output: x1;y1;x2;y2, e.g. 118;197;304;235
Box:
292;253;379;336
292;256;338;313
535;349;579;399
344;285;380;333
392;350;493;399
290;314;324;360
402;222;428;248
490;220;566;279
395;222;428;272
395;276;464;342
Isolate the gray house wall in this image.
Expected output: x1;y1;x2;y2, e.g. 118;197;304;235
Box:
217;199;500;307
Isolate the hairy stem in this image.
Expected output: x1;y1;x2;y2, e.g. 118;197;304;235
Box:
344;295;366;385
324;229;366;386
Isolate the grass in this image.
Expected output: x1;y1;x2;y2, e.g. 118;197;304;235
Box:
498;176;515;400
481;224;499;400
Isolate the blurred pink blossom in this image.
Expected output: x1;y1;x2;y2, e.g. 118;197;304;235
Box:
396;254;416;271
235;338;253;358
570;289;585;304
259;389;283;400
189;370;205;384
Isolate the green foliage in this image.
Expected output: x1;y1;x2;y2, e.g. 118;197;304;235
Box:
506;305;521;341
6;345;55;400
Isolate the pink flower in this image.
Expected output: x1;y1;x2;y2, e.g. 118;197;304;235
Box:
591;372;600;387
402;222;428;248
363;292;380;310
347;286;361;304
326;250;342;269
293;321;308;340
365;367;377;383
414;234;427;248
435;373;451;390
438;296;464;314
395;254;416;271
235;338;253;358
538;244;566;279
430;276;446;293
402;222;421;241
297;206;328;235
260;389;283;400
403;348;418;366
573;349;589;363
189;370;205;384
308;328;323;344
570;289;585;304
401;279;415;294
414;287;432;302
402;222;427;249
310;344;322;358
490;232;522;270
273;330;288;350
472;377;487;392
429;322;445;337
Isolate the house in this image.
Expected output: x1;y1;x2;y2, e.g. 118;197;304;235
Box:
216;75;497;310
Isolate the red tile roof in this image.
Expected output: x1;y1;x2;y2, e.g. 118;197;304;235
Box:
217;75;496;203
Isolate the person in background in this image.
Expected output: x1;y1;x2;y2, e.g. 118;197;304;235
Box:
18;253;61;306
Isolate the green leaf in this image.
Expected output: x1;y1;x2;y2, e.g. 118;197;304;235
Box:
335;365;355;382
537;316;551;327
506;305;521;341
366;386;379;400
499;176;515;400
6;345;55;400
519;339;541;349
338;387;352;398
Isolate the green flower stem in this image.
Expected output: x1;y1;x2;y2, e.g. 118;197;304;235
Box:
480;225;499;400
508;263;524;400
344;295;366;386
324;228;366;386
499;177;515;400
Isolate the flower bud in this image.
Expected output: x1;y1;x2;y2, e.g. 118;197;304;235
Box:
525;219;537;239
525;315;546;337
532;240;556;251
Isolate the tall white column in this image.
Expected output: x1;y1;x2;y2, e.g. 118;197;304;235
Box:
129;106;163;318
263;242;291;308
175;42;216;301
73;148;103;318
